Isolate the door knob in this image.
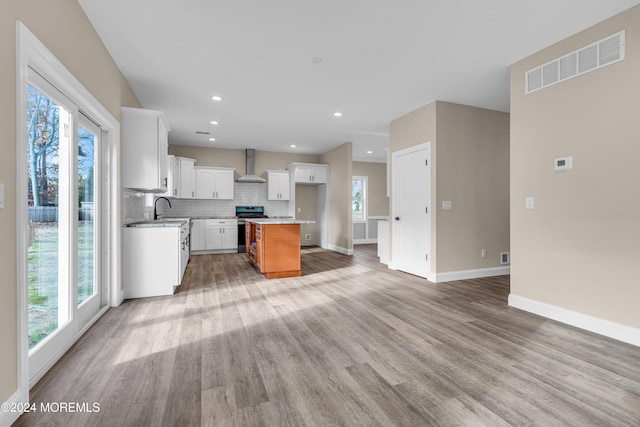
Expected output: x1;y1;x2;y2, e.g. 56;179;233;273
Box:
394;216;400;221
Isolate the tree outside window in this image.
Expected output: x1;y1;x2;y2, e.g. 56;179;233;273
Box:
352;176;367;221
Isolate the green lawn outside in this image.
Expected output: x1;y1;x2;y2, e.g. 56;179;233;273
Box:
29;221;95;348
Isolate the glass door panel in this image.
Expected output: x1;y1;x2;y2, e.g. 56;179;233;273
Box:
76;115;103;328
26;83;71;350
77;123;96;305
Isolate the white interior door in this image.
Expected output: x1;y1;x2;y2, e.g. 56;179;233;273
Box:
392;142;432;279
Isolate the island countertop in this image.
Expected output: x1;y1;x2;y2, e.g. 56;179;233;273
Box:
245;218;316;225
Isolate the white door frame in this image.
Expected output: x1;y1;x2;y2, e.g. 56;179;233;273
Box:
13;21;122;417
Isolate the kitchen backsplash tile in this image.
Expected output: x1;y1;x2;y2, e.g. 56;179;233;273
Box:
155;182;290;218
123;190;146;224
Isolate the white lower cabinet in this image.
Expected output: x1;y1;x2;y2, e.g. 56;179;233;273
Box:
191;219;238;253
123;223;190;299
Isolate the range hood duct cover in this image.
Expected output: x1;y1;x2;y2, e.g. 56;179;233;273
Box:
236;148;266;183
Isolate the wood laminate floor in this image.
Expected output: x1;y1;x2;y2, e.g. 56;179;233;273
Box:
16;245;640;426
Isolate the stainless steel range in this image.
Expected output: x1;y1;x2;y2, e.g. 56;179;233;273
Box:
236;206;268;253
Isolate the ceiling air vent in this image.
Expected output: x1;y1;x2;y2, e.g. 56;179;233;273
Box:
526;30;625;94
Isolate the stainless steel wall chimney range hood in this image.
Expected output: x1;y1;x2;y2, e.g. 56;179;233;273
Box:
236;148;266;183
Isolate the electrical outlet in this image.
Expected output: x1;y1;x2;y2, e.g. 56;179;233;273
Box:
481;249;487;258
305;234;311;240
297;207;301;213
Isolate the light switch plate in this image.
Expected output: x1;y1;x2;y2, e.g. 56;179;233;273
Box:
442;200;452;210
525;196;534;209
0;183;4;209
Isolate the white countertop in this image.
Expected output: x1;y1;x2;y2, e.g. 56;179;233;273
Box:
245;218;316;225
125;218;190;228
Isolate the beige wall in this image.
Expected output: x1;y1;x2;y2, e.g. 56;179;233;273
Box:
168;145;320;177
169;146;245;174
352;162;389;216
320;143;353;251
255;151;321;176
435;102;510;272
510;5;640;328
296;186;318;245
0;0;140;404
389;101;509;274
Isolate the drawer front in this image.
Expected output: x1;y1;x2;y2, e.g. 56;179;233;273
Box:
206;219;237;226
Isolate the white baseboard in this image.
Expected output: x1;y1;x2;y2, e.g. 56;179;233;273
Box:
354;238;377;245
433;266;510;283
329;244;353;255
508;294;640;347
0;389;28;427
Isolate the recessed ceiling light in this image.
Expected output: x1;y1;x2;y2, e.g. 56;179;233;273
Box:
290;144;297;148
209;138;216;142
211;95;222;101
333;112;342;117
210;121;218;125
367;151;373;154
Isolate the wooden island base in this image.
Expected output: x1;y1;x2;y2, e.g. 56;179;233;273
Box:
246;221;302;279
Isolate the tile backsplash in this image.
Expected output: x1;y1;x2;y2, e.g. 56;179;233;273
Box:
123;190;146;224
154;182;290;218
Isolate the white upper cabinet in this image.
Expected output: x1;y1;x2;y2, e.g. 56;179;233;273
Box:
121;107;170;192
265;170;290;200
195;167;235;199
289;162;329;184
163;155;179;197
178;157;196;199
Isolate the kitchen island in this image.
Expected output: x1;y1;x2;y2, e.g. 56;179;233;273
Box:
245;218;315;279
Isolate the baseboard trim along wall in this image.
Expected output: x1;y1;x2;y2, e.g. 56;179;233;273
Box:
353;238;378;245
433;266;510;283
508;294;640;347
328;244;354;256
1;389;27;426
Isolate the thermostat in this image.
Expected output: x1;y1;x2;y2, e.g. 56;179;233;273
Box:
554;156;573;171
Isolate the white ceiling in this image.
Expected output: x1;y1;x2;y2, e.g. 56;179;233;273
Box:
78;0;640;163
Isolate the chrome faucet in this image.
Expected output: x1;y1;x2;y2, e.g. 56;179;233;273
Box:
154;196;172;220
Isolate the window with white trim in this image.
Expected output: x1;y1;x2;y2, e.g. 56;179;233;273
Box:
352;176;368;222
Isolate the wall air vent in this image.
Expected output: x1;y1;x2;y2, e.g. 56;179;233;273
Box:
526;31;625;94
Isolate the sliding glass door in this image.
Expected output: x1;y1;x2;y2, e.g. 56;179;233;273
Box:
27;72;105;380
